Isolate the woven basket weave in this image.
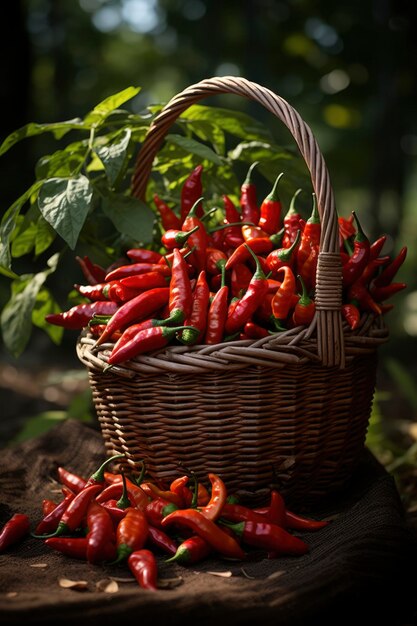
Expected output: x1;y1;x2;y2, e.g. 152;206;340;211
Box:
76;76;389;505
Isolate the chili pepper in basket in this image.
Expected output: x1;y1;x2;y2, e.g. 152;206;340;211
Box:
0;514;30;552
108;318;166;358
204;268;229;345
163;247;194;325
258;172;284;235
34;491;75;536
222;194;244;248
270;265;296;328
108;272;168;296
338;214;356;248
341;303;361;330
220;518;308;555
372;246;407;287
244;320;270;339
86;500;116;564
241;223;269;242
128;549;158;591
225;237;274;271
74;281;116;302
153;193;182;231
231;263;253;298
265;229;301;277
240;161;260;225
347;256;390;316
147;525;178;556
126;247;163;264
180;164;204;224
225;245;269;335
145;498;178;529
181;197;208;271
369;235;387;261
106;262;171;282
342;212;370;287
32;483;102;538
296;193;320;271
282;188;303;248
45;301;119;330
370;282;407;302
161;224;200;250
292;275;316;326
57;466;87;493
114;507;149;563
107;324;197;364
198;473;227;522
298;242;319;292
165;534;212;564
75;255;106;285
94;287;170;346
161;508;245;560
180;270;210;345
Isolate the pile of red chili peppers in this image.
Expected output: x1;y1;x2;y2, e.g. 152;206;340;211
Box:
45;163;407;359
0;454;330;591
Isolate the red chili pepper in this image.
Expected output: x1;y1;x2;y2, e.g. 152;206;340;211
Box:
265;229;301;277
75;255;106;285
372;246;407;287
220;519;308;555
204;280;229;345
220;503;268;524
57;466;87;493
161;224;200;250
0;514;30;552
225;246;269;335
128;549;158;591
106;262;171;282
45;301;119;330
342;212;370;287
284;510;329;531
169;475;190;505
126;247;163;264
338;214;356;247
34;491;75;536
243;320;270;339
369;235;387;261
140;483;184;508
347;260;388;316
107;318;165;357
165;535;212;564
240;161;260;225
180;270;210;345
147;525;178;556
292;275;316;326
341;303;361;330
97;479;149;511
258;172;284;234
282;188;303;248
101;500;129;524
113;272;168;294
84;453;125;488
42;499;57;516
222;194;244;248
161;509;245;560
298;242;319;292
225;238;274;271
180;164;204;224
271;266;296;326
86;500;116;564
94;287;170;346
296;193;320;270
231;263;253;298
113;508;149;563
107;324;195;364
241;223;269;242
205;247;228;275
153;193;181;231
74;281;115;302
45;537;91;560
198;473;227;522
145;498;178;529
181;198;208;272
163;247;194;325
370;282;407;302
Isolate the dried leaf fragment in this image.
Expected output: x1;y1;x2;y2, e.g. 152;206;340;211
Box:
59;578;88;591
157;576;184;589
206;570;232;578
240;568;256;579
96;579;119;594
6;592;18;598
30;563;48;569
267;570;286;580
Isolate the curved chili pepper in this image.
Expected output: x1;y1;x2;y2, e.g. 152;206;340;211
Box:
106;262;171;282
282;188;303;248
180;270;210;346
265;229;301;277
292;275;315;326
372;246;407;287
240;161;259;225
225;238;274;271
182;197;208;272
57;466;87;493
258;172;284;234
45;301;119;330
84;453;126;488
225;246;269;335
94;287;170;346
0;514;30;552
347;256;390;315
108;319;165;357
198;473;227;522
128;549;158;591
97;480;149;510
270;265;296;327
101;500;129;524
114;507;149;563
165;534;212;564
34;491;75;536
161;224;200;250
342;212;370;287
369;235;387;261
285;510;329;531
205;247;228;275
370;282;407;302
126;247;163;264
107;324;196;364
153;193;181;232
296;193;320;270
145;498;178;529
338;214;355;248
75;255;106;285
169;475;190;504
341;303;361;330
222;194;244;249
140;483;184;508
86;500;116;564
180;164;204;224
241;224;269;242
147;525;178;556
161;509;245;560
220;519;308;555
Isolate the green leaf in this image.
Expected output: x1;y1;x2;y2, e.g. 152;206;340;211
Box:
11;221;37;258
101;193;155;243
0;265;18;279
35;144;87;179
0;119;89;156
35;216;56;256
182;105;272;141
180;119;225;155
84;86;140;125
94;128;132;187
10;412;69;446
38;175;93;249
165;134;224;165
32;287;64;345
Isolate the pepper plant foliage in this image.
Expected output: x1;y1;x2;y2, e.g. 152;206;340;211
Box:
0;86;308;357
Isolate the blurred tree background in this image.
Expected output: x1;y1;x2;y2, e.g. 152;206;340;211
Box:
1;0;416;503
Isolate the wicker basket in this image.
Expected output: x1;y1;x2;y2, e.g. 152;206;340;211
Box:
76;77;389;506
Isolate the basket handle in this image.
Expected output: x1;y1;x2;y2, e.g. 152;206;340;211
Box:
131;76;344;367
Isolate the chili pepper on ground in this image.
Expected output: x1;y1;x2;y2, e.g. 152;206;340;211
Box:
240;161;260;225
165;535;212;564
114;508;149;563
34;491;75;536
181;197;208;271
152;193;182;231
180;164;204;224
198;473;227;522
147;525;178;556
94;287;170;346
220;518;308;555
45;537;91;561
372;246;407;287
107;324;197;364
106;262;171;282
282;188;303;248
57;466;87;493
32;483;102;538
180;270;210;345
0;514;30;552
342;212;370;287
97;479;149;511
161;509;245;560
284;510;330;531
258;172;284;234
225;246;269;335
219;503;268;524
42;499;57;516
140;483;184;508
292;275;316;326
145;498;178;529
271;266;296;327
341;303;361;330
84;453;125;488
126;247;163;264
101;500;129;524
128;549;158;591
169;475;191;506
265;229;301;277
45;301;119;330
296;193;320;270
86;500;116;564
